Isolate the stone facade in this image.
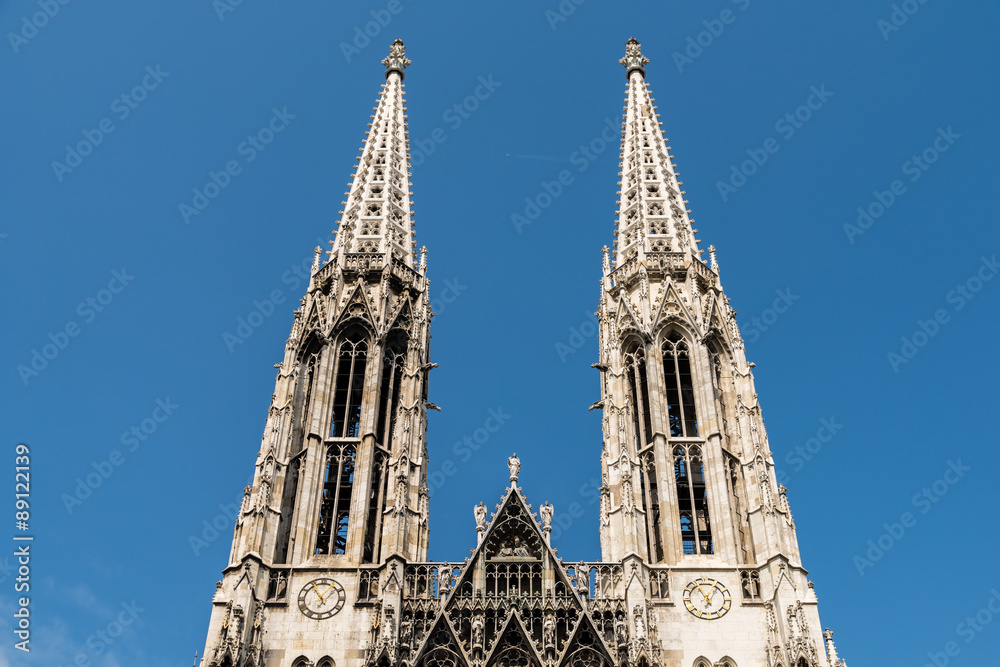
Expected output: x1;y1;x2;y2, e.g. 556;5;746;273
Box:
198;39;849;667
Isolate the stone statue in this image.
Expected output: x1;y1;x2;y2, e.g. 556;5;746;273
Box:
471;614;484;648
543;614;556;648
399;618;412;646
540;502;553;530
438;568;451;595
614;615;628;646
512;536;530;557
507;453;520;483
474;502;487;530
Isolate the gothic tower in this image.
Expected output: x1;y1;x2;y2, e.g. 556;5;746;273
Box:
197;39;850;667
200;39;436;667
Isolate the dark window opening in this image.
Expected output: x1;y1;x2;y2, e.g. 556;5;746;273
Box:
315;443;356;555
331;333;368;438
624;342;653;450
662;332;698;437
674;444;713;554
640;452;664;563
376;334;407;449
362;451;389;563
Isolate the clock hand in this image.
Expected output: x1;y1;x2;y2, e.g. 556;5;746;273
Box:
312;583;327;604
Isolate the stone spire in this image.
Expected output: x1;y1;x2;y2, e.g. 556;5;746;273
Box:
613;38;702;269
330;39;417;267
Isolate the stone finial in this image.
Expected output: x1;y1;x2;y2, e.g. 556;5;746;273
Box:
619;37;649;78
312;246;322;273
420;245;428;273
602;245;610;275
708;244;718;271
382;38;412;79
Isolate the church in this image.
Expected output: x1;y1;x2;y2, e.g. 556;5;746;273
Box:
197;38;849;667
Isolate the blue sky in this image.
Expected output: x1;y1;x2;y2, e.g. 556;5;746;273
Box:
1;1;998;665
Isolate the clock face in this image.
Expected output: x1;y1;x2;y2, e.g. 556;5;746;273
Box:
298;578;346;620
682;578;732;620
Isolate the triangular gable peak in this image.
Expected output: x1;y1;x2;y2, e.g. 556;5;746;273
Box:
435;489;591;663
331;281;377;333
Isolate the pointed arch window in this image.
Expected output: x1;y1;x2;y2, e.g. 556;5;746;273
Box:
662;332;698;437
623;341;653;451
331;332;368;438
674;444;713;554
315;442;357;555
376;332;408;449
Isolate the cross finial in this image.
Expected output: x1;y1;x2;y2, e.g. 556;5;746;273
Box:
382;38;411;79
619;37;649;78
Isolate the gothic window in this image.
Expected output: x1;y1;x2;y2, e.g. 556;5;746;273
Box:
331;332;368;438
645;168;656;180
358;569;380;603
674;444;713;554
623;342;653;451
373;168;384;181
362;450;388;563
648;570;669;598
273;455;301;564
639;452;664;563
318;659;334;667
376;333;407;448
649;220;669;236
662;332;698;437
643;152;653;164
266;568;289;602
646;183;659;196
315;442;357;555
740;569;761;601
370;185;383;198
366;202;382;216
648;202;663;216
